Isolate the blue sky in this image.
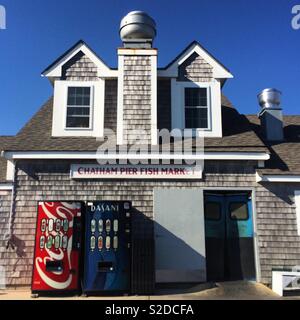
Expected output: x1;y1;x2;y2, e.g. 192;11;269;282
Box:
0;0;299;135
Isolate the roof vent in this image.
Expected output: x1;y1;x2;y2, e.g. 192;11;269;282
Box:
120;11;156;48
258;88;282;110
258;88;284;141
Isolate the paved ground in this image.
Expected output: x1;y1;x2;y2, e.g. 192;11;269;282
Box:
1;281;297;300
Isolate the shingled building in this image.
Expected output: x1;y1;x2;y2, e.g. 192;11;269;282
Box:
0;11;300;295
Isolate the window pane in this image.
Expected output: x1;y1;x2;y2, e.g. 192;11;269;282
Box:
229;202;249;220
66;116;90;128
185;88;207;107
185;108;208;128
67;107;90;116
205;202;221;220
67;87;90;106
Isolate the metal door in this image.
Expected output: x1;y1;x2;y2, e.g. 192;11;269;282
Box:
204;193;256;281
31;202;83;294
82;201;131;294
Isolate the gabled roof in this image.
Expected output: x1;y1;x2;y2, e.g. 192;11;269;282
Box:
247;115;300;175
159;41;233;79
41;40;113;78
2;95;267;154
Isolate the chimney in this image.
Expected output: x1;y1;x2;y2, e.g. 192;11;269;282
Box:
258;88;284;141
117;11;158;146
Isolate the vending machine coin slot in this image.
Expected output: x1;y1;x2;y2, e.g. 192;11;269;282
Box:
72;217;82;250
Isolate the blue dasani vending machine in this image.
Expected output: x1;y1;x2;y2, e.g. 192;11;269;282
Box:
82;201;132;295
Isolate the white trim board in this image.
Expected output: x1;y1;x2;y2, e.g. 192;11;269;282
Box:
117;54;124;145
42;42;113;78
256;173;300;183
3;151;270;161
159;42;233;79
0;184;13;191
295;191;300;236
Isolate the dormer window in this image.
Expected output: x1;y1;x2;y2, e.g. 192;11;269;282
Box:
52;80;105;137
66;87;92;129
185;87;209;129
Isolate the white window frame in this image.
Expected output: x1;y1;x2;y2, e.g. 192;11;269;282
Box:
184;85;211;130
171;80;223;138
295;191;300;236
65;85;94;131
52;80;105;138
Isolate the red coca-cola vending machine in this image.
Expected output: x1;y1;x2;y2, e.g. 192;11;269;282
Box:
31;201;83;296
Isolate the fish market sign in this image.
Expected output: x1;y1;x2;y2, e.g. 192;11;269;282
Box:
70;164;202;180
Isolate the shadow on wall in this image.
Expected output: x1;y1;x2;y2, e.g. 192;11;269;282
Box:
259;183;296;206
132;207;208;294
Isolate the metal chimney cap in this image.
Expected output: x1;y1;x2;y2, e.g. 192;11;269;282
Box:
258;88;282;97
258;88;282;110
120;11;156;43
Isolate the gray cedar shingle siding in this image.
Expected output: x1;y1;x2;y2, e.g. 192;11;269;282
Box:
2;159;300;288
256;183;300;284
178;52;213;82
62;51;98;81
123;55;152;145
